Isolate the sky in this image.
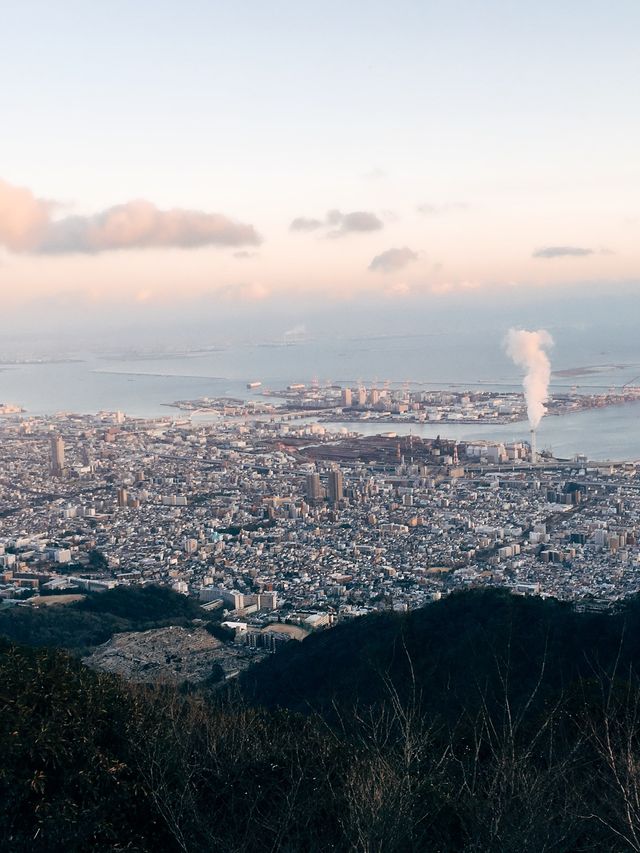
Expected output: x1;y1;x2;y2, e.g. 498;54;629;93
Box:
1;0;639;347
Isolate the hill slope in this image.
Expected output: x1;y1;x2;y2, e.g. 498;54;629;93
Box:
4;589;640;851
241;589;640;721
0;585;228;655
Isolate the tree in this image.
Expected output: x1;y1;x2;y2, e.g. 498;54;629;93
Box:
87;549;108;571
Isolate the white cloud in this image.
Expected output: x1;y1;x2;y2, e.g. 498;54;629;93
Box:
290;209;383;238
533;246;594;258
369;247;418;273
0;178;261;254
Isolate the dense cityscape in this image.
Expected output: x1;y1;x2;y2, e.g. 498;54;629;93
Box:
2;390;639;653
170;378;640;425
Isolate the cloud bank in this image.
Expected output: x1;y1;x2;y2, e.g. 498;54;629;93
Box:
368;246;418;273
290;209;383;237
0;178;260;254
533;246;594;258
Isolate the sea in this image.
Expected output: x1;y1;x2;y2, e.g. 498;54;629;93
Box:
1;329;639;462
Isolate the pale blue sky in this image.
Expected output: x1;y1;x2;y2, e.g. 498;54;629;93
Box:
0;0;639;336
4;0;639;202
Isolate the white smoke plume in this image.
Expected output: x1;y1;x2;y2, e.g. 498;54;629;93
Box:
505;328;554;429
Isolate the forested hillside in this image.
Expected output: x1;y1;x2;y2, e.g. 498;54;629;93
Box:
0;585;228;654
4;589;640;851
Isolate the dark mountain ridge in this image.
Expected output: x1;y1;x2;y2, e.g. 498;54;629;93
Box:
3;588;640;851
241;588;640;722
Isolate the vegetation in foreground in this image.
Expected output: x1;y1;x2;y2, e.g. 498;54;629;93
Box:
0;584;229;655
4;589;640;850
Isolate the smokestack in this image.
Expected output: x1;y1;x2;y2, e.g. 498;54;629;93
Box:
505;329;554;431
505;329;552;466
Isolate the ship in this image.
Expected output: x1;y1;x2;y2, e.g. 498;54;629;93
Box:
246;381;262;389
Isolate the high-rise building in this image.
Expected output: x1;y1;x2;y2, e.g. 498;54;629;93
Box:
306;472;323;502
341;387;352;407
369;388;380;406
258;591;278;610
50;435;65;476
357;386;367;407
328;469;344;504
117;487;128;508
